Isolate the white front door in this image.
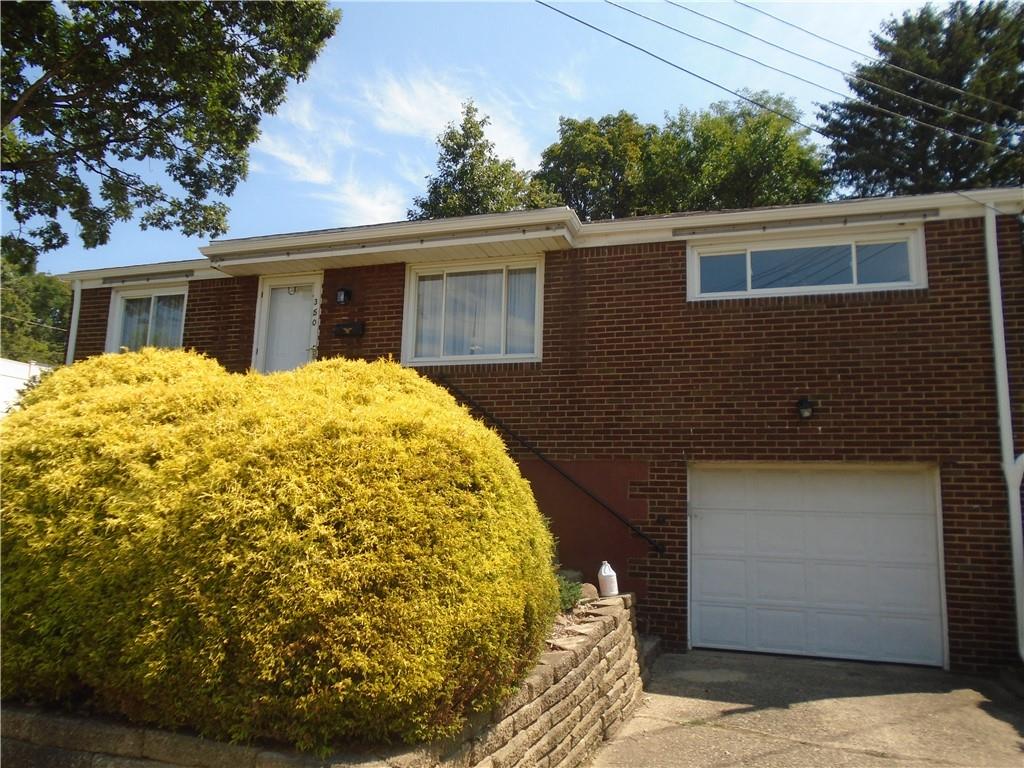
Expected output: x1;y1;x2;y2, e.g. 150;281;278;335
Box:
254;275;322;373
690;464;945;666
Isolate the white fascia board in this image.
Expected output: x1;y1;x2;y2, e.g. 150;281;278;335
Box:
201;207;582;261
575;187;1024;247
57;259;224;289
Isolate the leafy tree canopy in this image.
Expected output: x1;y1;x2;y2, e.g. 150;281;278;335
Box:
819;0;1023;196
408;102;559;220
0;256;70;366
536;111;655;221
1;1;340;270
536;95;829;221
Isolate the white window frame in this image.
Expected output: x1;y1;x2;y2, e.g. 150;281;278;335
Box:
251;272;324;373
402;257;544;366
105;284;188;352
686;227;927;301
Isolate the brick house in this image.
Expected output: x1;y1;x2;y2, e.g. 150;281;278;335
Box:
61;188;1024;673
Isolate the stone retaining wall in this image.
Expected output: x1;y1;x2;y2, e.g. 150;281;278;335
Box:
1;596;645;768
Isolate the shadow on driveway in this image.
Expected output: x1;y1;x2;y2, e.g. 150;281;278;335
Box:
589;650;1024;767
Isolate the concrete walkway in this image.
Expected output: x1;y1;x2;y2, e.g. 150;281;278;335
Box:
589;650;1024;767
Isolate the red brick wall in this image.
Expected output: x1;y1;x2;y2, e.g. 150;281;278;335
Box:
71;287;112;360
181;276;258;373
317;263;405;361
319;216;1021;672
66;216;1023;671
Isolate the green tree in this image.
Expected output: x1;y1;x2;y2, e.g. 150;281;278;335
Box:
1;1;340;270
536;111;654;221
819;0;1023;196
0;257;70;366
536;97;828;220
650;94;830;212
408;102;559;220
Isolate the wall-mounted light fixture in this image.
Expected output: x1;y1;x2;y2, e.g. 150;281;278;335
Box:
336;288;353;305
796;396;815;419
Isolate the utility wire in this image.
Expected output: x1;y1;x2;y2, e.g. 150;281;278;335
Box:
535;2;825;136
0;313;67;332
533;1;1019;218
733;0;1024;120
608;0;1013;153
663;0;1019;141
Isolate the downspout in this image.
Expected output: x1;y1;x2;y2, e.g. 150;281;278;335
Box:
64;279;81;366
983;208;1024;662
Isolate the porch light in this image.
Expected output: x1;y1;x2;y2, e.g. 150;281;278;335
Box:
336;288;353;305
797;397;815;419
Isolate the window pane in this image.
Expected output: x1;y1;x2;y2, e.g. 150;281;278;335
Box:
700;253;746;293
415;274;443;358
120;297;151;351
857;241;910;284
751;244;852;289
506;268;536;354
150;294;185;348
444;270;502;356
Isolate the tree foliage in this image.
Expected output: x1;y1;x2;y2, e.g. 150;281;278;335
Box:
536;95;829;221
819;0;1023;196
0;257;70;366
408;102;559;220
1;1;340;270
536;111;654;221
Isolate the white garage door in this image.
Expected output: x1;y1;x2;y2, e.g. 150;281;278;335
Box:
690;465;944;666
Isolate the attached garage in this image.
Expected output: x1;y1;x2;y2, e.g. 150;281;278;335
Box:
689;464;945;667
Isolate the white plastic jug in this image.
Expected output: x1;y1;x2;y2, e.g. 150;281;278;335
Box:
597;561;618;597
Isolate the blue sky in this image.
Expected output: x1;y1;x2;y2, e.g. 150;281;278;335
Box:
36;0;931;275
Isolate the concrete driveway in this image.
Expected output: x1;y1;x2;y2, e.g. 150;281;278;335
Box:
589;650;1024;768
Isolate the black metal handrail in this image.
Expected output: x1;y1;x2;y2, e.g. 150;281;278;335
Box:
433;373;665;555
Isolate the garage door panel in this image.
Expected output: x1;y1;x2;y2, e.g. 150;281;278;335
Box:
695;511;747;554
693;557;747;600
753;560;806;602
806;515;870;560
810;562;871;609
873;566;942;613
873;517;938;564
878;616;943;664
695;604;748;647
691;465;944;666
814;612;875;658
754;608;807;652
752;513;805;557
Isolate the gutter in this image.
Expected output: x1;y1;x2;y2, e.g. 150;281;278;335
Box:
64;279;81;366
983;207;1024;662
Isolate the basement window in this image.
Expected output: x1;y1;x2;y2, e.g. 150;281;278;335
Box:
402;258;543;365
688;229;925;300
106;286;186;352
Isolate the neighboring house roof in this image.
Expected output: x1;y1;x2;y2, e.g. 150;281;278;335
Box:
58;187;1023;286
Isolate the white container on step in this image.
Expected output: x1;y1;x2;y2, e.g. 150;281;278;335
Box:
598;561;618;597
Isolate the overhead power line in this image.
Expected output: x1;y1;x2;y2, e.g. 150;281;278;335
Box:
532;0;1019;218
607;0;1013;153
0;314;67;333
733;0;1024;120
662;0;1019;142
533;1;824;135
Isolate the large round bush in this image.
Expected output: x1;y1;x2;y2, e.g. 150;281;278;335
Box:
1;349;559;750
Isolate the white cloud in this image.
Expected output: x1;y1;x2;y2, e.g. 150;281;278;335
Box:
550;61;585;102
254;133;335;185
358;69;538;170
312;173;408;227
282;93;356;147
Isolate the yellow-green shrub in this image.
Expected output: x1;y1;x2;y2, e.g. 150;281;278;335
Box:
1;349;559;751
